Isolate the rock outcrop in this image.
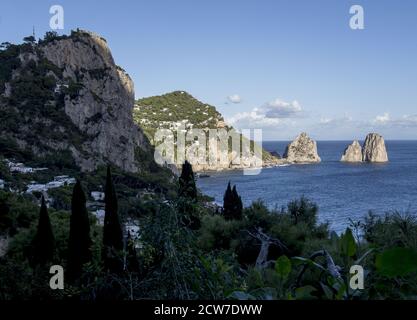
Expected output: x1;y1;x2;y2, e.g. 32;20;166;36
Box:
340;133;388;163
0;30;152;173
341;140;362;162
283;132;321;163
362;133;388;162
40;30;149;172
134;91;283;172
269;151;281;159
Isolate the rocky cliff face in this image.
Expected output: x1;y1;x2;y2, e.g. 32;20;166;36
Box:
283;133;321;163
341;140;362;162
340;133;388;163
0;30;151;173
134;91;282;172
362;133;388;162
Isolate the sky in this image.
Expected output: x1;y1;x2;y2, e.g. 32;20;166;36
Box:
1;0;417;140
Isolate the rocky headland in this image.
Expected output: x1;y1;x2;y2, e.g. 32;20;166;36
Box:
134;91;282;172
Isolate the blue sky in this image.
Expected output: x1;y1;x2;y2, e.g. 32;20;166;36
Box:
1;0;417;140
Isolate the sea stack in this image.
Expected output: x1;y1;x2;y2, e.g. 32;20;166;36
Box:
283;132;321;163
340;133;388;163
362;133;388;162
341;140;362;162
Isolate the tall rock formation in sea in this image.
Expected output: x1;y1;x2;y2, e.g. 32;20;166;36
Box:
362;133;389;162
340;133;388;163
341;140;363;162
283;132;321;163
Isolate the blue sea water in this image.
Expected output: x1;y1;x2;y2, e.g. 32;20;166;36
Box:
196;141;417;232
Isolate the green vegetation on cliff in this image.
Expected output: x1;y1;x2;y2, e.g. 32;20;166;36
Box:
0;34;89;158
134;91;278;167
134;91;226;141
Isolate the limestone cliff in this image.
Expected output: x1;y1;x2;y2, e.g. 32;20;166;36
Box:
134;91;282;172
341;140;362;162
0;30;151;173
283;133;321;163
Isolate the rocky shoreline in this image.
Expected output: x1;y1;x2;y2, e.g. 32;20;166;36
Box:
193;132;390;174
191;132;321;173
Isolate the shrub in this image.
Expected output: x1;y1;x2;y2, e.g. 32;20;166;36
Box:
197;214;242;251
287;196;318;226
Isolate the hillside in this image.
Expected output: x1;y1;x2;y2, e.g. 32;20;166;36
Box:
0;30;174;236
0;29;153;174
134;91;227;140
134;91;281;171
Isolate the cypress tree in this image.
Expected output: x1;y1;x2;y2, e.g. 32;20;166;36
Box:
68;180;92;281
178;161;201;229
102;166;123;272
223;183;243;220
232;185;243;220
179;160;197;200
31;196;55;266
223;182;234;220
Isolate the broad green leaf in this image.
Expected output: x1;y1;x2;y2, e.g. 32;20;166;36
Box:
340;228;356;258
376;247;417;278
320;282;334;300
355;248;374;265
335;282;347;300
291;256;308;266
294;285;317;300
292;256;327;273
275;255;291;280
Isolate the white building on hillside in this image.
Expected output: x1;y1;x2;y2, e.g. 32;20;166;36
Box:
91;191;105;201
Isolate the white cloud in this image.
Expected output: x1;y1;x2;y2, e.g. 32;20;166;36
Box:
319;117;332;124
227;94;242;104
316;112;417;135
319;115;353;126
260;99;302;118
371;113;417;128
227;110;283;128
373;112;390;124
227;97;303;129
401;114;417;126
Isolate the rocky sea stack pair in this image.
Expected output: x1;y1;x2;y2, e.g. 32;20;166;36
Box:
341;133;388;163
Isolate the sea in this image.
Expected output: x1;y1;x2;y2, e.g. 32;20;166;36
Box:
196;141;417;233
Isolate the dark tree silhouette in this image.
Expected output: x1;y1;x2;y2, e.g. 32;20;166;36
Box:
67;180;92;281
31;196;55;266
102;166;124;272
223;182;243;220
178;160;197;200
232;185;243;220
223;182;233;220
23;35;35;44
